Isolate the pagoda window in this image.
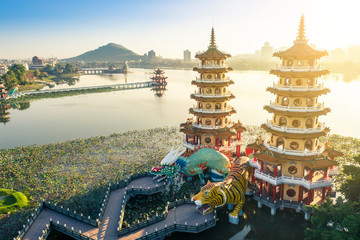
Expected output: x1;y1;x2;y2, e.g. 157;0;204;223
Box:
296;79;303;86
306;98;314;107
215;103;221;109
215;74;219;79
215;88;220;94
307;78;314;86
305;140;313;150
297;60;303;66
216;60;220;65
224;103;227;108
206;103;211;109
306;118;313;128
279;117;287;127
286;189;296;198
201;74;204;79
207;74;212;79
225;118;228;123
205;137;211;144
288;166;298;175
207;60;212;65
215;119;222;126
294;99;302;106
271;135;274;143
315;117;318;124
309;60;315;66
200;87;204;93
198;102;203;109
285;78;291;86
198;117;202;124
202;60;205;65
273;115;277;123
292;119;301;127
222;74;225;78
282;97;289;106
287;60;293;66
205;119;211;125
206;88;212;94
276;96;280;103
290;141;299;150
276;138;285;148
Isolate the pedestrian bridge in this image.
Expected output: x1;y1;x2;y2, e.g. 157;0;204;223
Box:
17;174;216;240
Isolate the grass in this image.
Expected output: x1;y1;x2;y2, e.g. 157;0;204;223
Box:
0;189;29;214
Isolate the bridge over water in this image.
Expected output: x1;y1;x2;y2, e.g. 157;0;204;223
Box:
8;81;158;99
18;175;216;240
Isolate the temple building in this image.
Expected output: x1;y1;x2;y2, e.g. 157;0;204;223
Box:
247;15;342;220
150;68;167;97
180;28;246;157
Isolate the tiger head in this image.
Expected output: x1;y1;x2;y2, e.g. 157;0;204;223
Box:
191;181;224;215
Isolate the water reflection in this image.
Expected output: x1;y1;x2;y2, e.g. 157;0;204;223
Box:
0;102;30;124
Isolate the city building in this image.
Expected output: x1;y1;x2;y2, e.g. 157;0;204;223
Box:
180;28;246;158
30;56;45;70
184;49;191;63
247;15;342;219
261;42;273;58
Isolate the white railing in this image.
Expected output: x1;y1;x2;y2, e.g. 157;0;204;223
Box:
254;170;333;189
193;78;232;83
275;65;323;72
192;106;234;114
272;82;325;91
268;101;325;112
196;64;228;69
219;140;242;152
182;136;200;150
192;91;232;98
263;139;325;156
265;120;325;134
192;123;233;130
248;158;261;169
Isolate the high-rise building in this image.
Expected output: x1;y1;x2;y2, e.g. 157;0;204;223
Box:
180;28;246;160
247;15;342;220
184;49;191;63
261;42;273;58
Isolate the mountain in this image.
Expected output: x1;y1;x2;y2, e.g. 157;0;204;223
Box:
64;43;142;62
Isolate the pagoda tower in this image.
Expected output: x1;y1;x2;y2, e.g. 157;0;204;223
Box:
150;68;167;97
247;15;342;219
180;28;246;158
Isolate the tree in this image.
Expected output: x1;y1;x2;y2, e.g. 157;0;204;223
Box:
340;155;360;202
64;63;75;74
41;65;54;74
305;198;360;240
2;70;18;90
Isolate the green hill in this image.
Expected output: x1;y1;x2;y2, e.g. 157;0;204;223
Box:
64;43;141;62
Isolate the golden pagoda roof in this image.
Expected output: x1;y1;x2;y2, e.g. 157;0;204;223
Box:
195;28;231;60
266;87;330;97
189;108;236;117
269;69;329;78
231;120;247;132
190;93;235;102
261;123;330;139
263;105;331;117
273;15;328;59
191;80;234;87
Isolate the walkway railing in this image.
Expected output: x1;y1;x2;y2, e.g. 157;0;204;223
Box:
268;101;325;112
191;106;234;114
192;91;232;98
264;120;325;134
263;139;325;156
275;65;323;72
272;82;325;91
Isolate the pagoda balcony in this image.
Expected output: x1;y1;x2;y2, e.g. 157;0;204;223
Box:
193;123;233;130
269;101;325;112
248;158;261;169
275;65;323;72
182;136;200;150
219;139;243;152
196;64;228;69
193;91;232;98
191;106;234;114
263;139;325;156
193;77;232;83
272;82;325;91
265;120;326;134
254;169;333;190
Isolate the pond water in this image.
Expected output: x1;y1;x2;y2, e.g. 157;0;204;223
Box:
1;68;359;149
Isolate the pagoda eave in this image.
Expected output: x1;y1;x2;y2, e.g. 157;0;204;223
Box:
263;105;331;117
269;69;329;78
266;87;330;97
193;67;233;73
261;124;330;139
189;108;236;117
190;94;235;102
191;80;234;87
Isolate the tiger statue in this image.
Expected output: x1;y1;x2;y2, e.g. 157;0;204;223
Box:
192;157;250;224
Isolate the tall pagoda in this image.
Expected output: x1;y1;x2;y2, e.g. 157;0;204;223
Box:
150;68;167;97
180;28;246;158
247;15;342;219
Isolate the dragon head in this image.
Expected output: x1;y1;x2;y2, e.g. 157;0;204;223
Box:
192;181;224;215
150;147;185;182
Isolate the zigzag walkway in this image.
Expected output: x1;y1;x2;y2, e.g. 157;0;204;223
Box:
21;176;215;240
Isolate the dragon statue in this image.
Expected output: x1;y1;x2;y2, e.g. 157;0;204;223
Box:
192;157;250;224
151;146;232;184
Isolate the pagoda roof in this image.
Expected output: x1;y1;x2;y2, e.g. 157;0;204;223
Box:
269;69;329;78
263;105;331;117
266;87;330;97
195;28;231;60
191;80;234;87
180;122;237;138
273;15;328;59
193;67;233;73
230;120;247;132
261;123;330;139
190;94;235;102
189;108;236;117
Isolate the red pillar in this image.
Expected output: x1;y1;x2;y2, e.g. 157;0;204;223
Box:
186;135;188;143
281;184;284;200
193;136;196;145
239;131;242;141
274;165;277;177
324;167;328;180
307;190;311;205
272;185;276;202
260;160;264;172
298;186;302;202
260;180;263;195
321;187;326;203
216;138;219;148
309;169;313;182
228;137;231;147
252;168;255;183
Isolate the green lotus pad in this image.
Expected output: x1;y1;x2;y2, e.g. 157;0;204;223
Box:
0;189;29;214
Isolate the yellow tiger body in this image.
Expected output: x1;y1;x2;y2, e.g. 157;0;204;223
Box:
192;157;249;223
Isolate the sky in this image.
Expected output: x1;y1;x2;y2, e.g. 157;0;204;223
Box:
0;0;360;59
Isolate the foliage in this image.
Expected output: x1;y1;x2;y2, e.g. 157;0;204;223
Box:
0;189;29;214
339;155;360;202
1;64;28;90
305;198;360;240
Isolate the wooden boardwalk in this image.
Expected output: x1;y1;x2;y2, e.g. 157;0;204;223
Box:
22;177;215;240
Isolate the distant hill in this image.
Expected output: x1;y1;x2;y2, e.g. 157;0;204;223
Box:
63;43;142;62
